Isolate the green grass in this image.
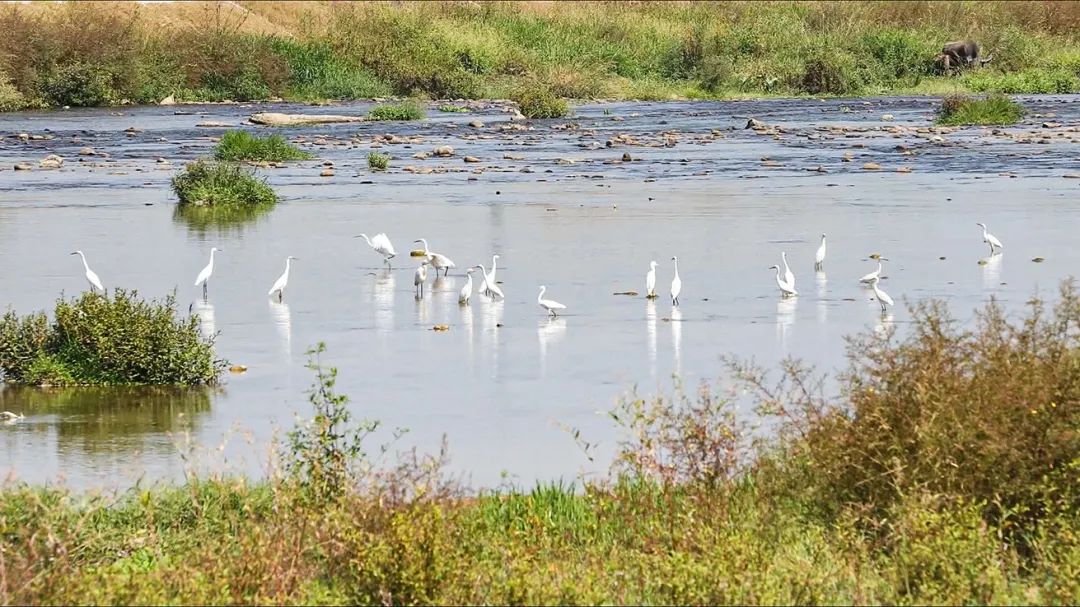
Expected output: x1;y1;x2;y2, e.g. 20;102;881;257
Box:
1;2;1080;110
367;152;389;170
512;85;570;118
213;130;313;162
4;287;1080;603
0;289;224;386
437;103;469;112
367;101;426;121
171;160;277;207
936;93;1025;126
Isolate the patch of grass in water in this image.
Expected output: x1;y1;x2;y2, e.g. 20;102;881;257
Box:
367;152;389;170
437;104;469;113
367;101;426;121
213;130;313;162
936;93;1024;126
171;160;277;207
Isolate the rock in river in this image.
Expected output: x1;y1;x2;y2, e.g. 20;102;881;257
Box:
249;112;366;126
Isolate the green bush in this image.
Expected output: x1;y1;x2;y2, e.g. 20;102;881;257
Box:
271;39;391;100
213;130;313;162
0;74;30;111
367;101;426;121
794;45;862;95
0;290;224;386
860;29;932;81
171;160;277;207
367;152;389;170
39;62;119;107
936;93;1025;125
512;85;569;118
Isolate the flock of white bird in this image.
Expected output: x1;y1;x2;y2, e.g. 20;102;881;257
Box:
68;222;1006;319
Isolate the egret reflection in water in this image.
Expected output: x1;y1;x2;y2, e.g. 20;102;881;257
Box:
192;298;215;338
815;271;828;324
646;299;658;375
538;317;567;378
776;297;797;349
670;307;683;376
269;300;291;360
982;253;1003;288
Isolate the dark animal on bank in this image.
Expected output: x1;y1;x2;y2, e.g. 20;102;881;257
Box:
936;40;993;75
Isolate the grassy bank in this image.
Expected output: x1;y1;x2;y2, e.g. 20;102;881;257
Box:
0;1;1079;112
3;285;1080;604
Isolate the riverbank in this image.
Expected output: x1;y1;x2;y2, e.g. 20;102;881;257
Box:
3;292;1080;604
1;1;1079;112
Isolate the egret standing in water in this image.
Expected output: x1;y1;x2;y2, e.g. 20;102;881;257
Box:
977;222;1003;255
645;260;658;299
479;254;499;295
781;251;795;289
769;264;798;297
413;238;456;277
355;233;397;267
194;247;221;299
414;260;430;298
476;263;504;299
814;234;827;270
267;256;297;302
670;256;682;306
859;256;889;284
870;275;894;314
70;250;104;293
459;266;478;305
537;286;566;317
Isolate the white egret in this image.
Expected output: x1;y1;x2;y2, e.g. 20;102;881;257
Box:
977;222;1003;255
459;266;478;305
781;251;795;289
870;276;894;314
267;256;297;302
414;260;430;298
479;254;499;295
670;256;682;306
537;286;567;317
70;250;104;293
193;247;221;299
476;263;504;299
814;234;827;270
0;411;24;424
356;233;397;267
859;257;889;284
413;238;456;277
770;264;798;297
645;260;658;298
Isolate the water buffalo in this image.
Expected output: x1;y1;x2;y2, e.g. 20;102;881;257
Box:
936;40;993;74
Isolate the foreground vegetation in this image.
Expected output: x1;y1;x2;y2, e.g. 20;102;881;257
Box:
937;93;1025;125
0;290;223;386
171;160;277;207
4;284;1080;603
214;130;313;162
0;1;1079;112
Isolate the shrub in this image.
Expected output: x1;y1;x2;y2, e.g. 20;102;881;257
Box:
859;29;932;81
795;45;862;95
737;281;1080;535
367;101;426;121
0;73;29;111
367;152;389;170
39;62;119;107
171;160;277;207
0;290;224;386
937;93;1024;125
511;85;569;118
213;130;313;162
271;39;391;100
963;69;1080;94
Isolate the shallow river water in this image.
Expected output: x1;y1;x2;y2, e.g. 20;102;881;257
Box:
1;96;1078;489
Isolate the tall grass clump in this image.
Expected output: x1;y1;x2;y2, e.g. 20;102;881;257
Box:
367;152;389;170
512;85;569;118
0;289;224;386
936;93;1025;125
171;160;277;207
213;130;313;162
367;101;426;121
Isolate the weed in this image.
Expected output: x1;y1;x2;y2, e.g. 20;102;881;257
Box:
0;289;224;386
367;152;389;170
171;160;277;207
213;130;313;162
937;93;1025;125
512;84;569;118
367;101;426;121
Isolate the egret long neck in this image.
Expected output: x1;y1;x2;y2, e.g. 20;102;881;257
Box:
418;238;429;253
491;256;498;273
209;249;216;266
538;287;546;302
673;259;679;276
360;234;373;247
78;252;90;272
